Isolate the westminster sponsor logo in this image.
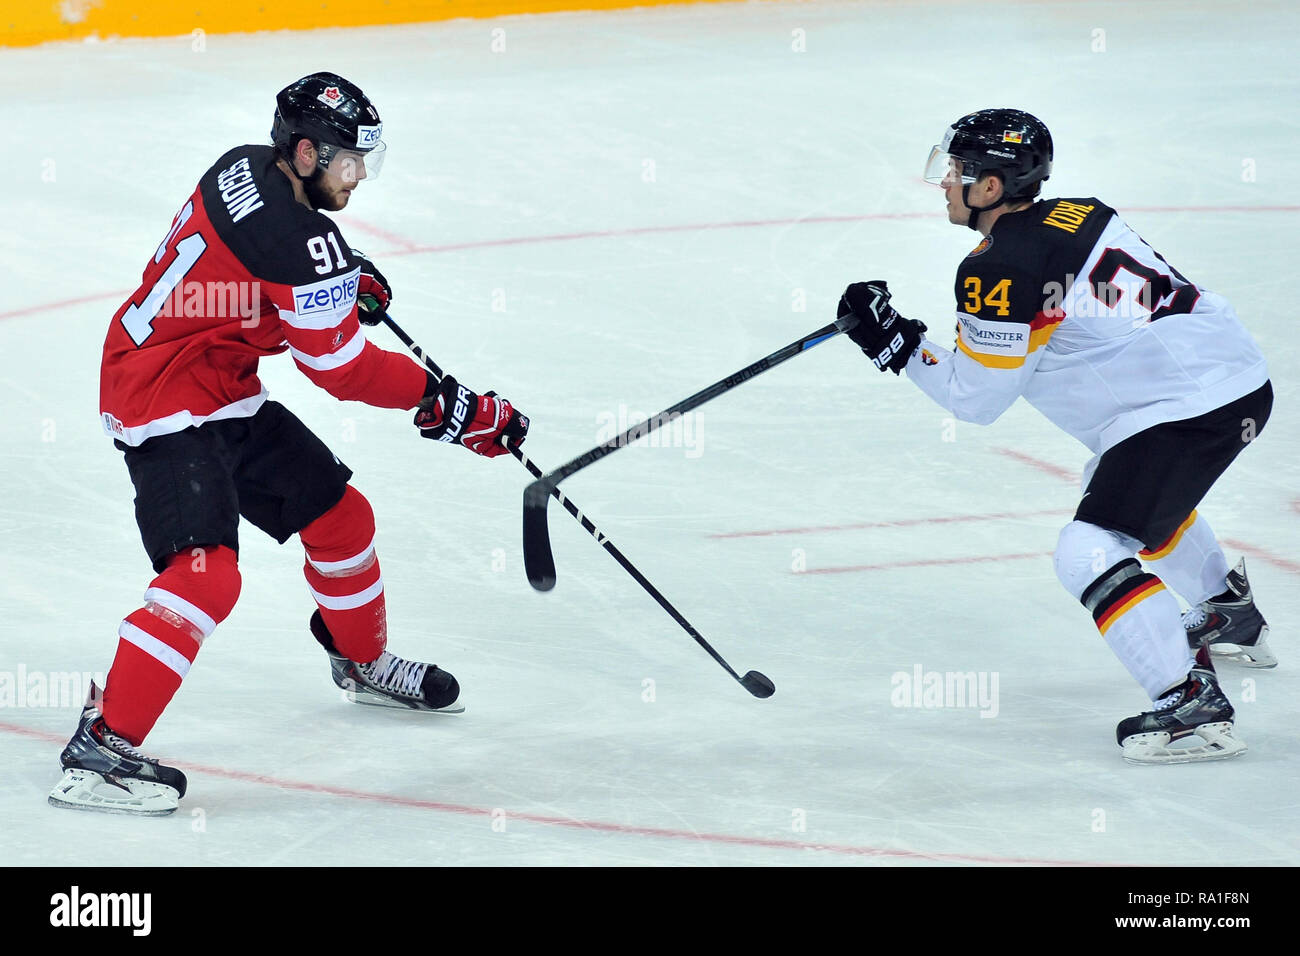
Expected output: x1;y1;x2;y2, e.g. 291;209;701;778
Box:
49;886;151;936
957;314;1029;356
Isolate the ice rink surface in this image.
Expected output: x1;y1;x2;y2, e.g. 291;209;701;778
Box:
2;0;1298;867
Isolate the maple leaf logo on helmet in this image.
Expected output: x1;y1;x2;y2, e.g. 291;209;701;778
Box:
318;86;343;109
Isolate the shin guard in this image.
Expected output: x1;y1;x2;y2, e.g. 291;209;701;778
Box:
102;545;241;745
300;485;386;664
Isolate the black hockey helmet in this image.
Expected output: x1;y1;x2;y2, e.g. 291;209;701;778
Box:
924;108;1052;227
271;72;386;179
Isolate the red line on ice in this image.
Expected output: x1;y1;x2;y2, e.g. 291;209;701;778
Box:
1122;204;1300;215
3;718;1105;866
0;289;130;321
1221;539;1300;576
362;205;1300;258
709;507;1072;539
372;212;933;258
344;217;422;252
800;551;1052;575
8;204;1298;321
992;448;1079;483
988;454;1300;576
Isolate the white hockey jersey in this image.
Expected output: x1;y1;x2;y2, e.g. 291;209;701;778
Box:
905;198;1268;480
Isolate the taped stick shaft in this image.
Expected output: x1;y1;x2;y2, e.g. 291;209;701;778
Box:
539;321;842;488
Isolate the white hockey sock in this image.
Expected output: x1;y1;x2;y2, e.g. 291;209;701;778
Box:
1083;559;1195;700
1139;511;1231;607
1056;521;1193;700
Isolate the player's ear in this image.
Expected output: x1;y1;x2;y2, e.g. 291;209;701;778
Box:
982;172;1005;205
293;137;317;175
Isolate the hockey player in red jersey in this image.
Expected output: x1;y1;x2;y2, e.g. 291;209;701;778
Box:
837;109;1273;764
49;73;529;815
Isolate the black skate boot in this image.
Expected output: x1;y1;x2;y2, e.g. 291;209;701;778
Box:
310;611;463;713
1116;668;1246;764
48;683;187;815
1184;557;1274;668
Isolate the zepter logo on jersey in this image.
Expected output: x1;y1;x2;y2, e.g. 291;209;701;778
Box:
290;267;362;329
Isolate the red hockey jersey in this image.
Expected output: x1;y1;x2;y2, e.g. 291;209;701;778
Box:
101;145;426;446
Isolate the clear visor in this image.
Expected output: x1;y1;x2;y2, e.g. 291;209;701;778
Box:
320;140;387;183
923;146;976;187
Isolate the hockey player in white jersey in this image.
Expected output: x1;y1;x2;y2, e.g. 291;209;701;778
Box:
837;108;1274;763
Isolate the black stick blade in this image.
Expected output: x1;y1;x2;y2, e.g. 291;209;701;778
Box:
739;671;776;699
523;479;557;591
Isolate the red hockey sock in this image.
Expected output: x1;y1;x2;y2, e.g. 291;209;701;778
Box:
300;485;386;664
102;545;241;745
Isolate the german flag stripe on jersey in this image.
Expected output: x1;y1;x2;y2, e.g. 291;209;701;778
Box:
1027;307;1065;352
955;335;1024;368
1093;574;1166;636
1139;511;1198;560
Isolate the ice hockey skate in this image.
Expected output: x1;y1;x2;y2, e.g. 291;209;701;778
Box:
1184;557;1275;668
310;611;463;713
47;683;187;815
1116;668;1246;764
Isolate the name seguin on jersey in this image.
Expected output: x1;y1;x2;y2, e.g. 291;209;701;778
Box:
216;156;264;223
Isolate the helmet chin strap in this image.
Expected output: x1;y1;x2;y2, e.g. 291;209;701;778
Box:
961;184;1009;231
300;167;333;210
284;148;331;210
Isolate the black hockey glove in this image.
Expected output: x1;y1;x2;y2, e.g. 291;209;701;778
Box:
352;248;392;326
414;374;529;459
836;280;926;374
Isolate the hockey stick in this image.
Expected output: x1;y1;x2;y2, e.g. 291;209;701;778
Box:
376;308;776;699
375;309;551;482
522;320;847;592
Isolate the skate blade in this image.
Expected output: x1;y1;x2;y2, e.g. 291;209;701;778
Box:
47;768;180;816
339;683;466;714
1209;626;1277;668
1121;721;1248;765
